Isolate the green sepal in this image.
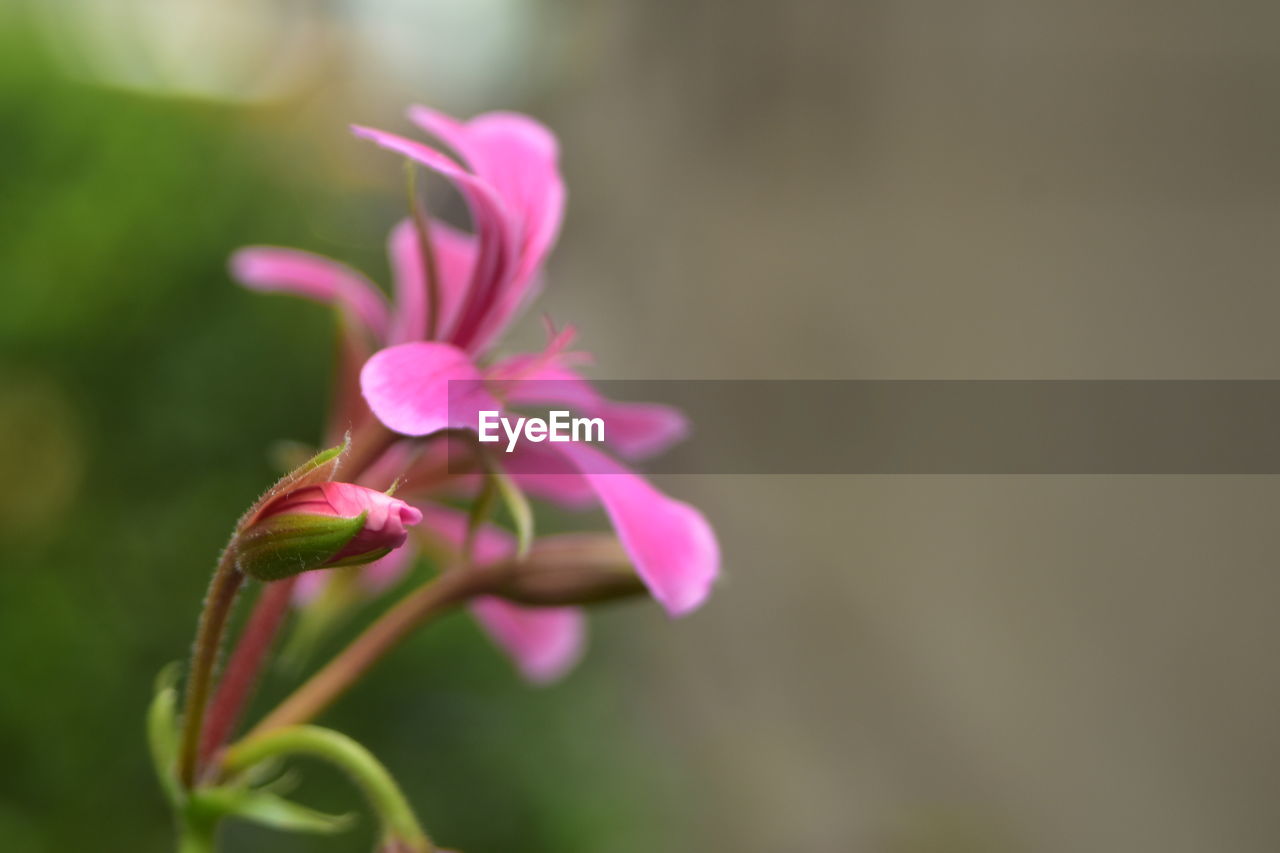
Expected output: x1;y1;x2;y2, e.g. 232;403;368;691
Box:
323;546;392;570
234;511;367;581
268;440;319;475
186;785;354;836
464;474;498;563
489;464;534;560
235;434;350;534
147;663;182;807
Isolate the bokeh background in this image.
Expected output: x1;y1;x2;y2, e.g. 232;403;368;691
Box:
3;1;1280;851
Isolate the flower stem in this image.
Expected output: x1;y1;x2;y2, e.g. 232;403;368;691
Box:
176;812;218;853
198;576;297;766
178;549;244;789
242;564;503;740
197;427;393;765
223;725;433;851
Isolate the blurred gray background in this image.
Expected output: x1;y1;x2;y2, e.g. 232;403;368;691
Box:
556;3;1280;850
5;1;1280;851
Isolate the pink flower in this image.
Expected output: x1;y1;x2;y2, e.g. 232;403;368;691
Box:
235;482;423;581
229;106;719;677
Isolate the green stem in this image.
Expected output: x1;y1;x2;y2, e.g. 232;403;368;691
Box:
176;811;218;853
223;725;433;851
178;549;245;788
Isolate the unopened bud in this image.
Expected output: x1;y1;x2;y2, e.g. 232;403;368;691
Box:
235;482;423;581
492;534;646;606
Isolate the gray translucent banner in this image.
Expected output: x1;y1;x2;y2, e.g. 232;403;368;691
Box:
448;380;1280;474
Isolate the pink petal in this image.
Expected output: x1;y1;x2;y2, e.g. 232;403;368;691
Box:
386;218;478;345
349;124;514;351
556;444;719;616
359;342;497;437
470;597;586;684
408;108;564;283
229;247;390;340
407;107;566;351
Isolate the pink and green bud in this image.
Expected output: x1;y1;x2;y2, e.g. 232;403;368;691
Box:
235;482;422;582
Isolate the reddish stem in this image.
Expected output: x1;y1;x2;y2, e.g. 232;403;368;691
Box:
197;576;297;770
195;424;397;770
242;564;501;741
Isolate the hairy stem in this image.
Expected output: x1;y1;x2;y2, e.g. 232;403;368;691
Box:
198;425;393;768
223;725;433;851
198;576;297;766
243;565;503;740
178;549;245;788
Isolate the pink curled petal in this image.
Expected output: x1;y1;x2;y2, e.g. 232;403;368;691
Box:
229;247;390;340
292;570;330;605
448;112;564;286
470;598;586;684
386;220;426;345
349;125;506;226
555;444;719;616
349;125;513;350
408;108;564;279
407;108;566;348
387;219;478;344
429;222;481;335
359;342;497;437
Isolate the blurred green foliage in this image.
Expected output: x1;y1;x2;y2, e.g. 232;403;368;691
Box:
0;22;685;853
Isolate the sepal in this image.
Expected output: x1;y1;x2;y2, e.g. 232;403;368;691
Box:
236;435;351;534
234;511;368;581
147;663;182;807
187;785;354;836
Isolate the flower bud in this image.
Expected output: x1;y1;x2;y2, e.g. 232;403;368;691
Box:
490;534;647;606
234;482;423;582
